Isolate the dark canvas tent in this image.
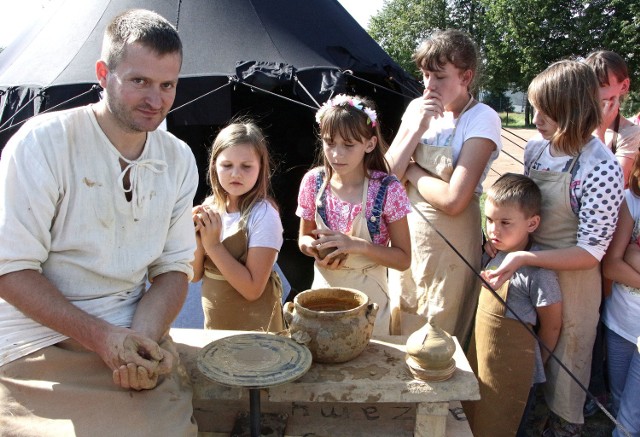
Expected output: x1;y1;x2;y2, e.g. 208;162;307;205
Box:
0;0;421;289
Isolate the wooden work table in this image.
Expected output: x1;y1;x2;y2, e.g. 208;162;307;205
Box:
171;328;479;437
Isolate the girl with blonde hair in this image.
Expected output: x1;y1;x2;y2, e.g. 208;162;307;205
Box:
484;60;625;435
192;120;284;332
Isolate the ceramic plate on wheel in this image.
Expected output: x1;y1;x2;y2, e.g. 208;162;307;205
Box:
197;333;312;388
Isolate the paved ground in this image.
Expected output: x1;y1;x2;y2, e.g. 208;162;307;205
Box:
483;127;536;189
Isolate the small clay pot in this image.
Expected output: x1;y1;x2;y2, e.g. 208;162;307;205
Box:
405;321;456;381
283;287;378;363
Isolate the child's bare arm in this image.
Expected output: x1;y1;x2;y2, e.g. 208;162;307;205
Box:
536;301;562;364
298;218;320;259
191;205;206;282
603;201;640;288
207;245;278;301
623;243;640;273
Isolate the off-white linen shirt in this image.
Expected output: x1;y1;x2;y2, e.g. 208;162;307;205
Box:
0;105;198;366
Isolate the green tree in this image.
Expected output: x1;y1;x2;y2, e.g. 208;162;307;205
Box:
368;0;640;123
368;0;492;93
482;90;514;113
480;0;640;123
581;0;640;94
368;0;451;77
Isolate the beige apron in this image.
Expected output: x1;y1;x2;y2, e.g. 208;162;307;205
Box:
463;280;536;437
201;227;284;333
312;176;392;336
529;146;601;424
0;336;197;437
391;96;481;340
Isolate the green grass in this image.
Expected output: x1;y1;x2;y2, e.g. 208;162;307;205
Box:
500;112;527;128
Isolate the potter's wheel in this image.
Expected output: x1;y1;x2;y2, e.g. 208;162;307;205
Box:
198;333;312;388
198;333;312;437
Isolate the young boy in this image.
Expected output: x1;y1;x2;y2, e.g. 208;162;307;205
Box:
463;173;563;437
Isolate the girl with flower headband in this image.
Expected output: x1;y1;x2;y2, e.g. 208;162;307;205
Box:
385;29;502;341
296;94;412;336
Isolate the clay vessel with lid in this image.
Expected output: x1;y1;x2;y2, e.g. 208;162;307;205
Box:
405;321;456;381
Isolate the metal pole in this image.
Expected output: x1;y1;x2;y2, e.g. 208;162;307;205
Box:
249;388;261;437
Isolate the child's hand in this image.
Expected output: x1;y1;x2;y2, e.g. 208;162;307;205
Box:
602;96;620;126
312;229;355;267
404;162;419;187
300;240;321;260
194;206;222;249
483;238;498;258
480;251;524;289
316;253;348;270
419;89;444;124
404;91;444;132
192;205;204;233
479;265;497;285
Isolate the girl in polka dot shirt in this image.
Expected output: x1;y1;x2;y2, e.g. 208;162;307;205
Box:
483;60;624;435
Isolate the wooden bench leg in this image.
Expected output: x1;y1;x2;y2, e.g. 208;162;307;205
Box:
415;402;449;437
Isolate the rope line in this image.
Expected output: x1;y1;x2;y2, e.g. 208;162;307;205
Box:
489;167;502;177
501;130;527;151
0;85;100;134
343;70;420;99
0;92;42;130
502;126;530;143
168;81;233;115
232;79;318;111
498;147;525;166
293;76;321;108
385;75;423;98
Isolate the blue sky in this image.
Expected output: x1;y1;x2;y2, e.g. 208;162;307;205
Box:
0;0;385;48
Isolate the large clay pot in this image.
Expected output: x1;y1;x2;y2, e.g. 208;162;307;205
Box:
283;287;378;363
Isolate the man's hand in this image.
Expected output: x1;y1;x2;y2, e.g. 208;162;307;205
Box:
112;348;172;390
98;328;173;390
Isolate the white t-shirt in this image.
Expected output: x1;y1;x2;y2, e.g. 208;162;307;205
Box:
603;189;640;344
0;105;198;365
405;100;502;194
220;200;283;253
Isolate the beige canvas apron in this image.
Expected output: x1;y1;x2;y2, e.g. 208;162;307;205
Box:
0;336;197;436
312;176;391;336
529;147;601;424
463;280;536;437
391;96;481;340
201;227;284;333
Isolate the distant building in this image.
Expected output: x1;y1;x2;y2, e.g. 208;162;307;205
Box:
506;91;526;113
